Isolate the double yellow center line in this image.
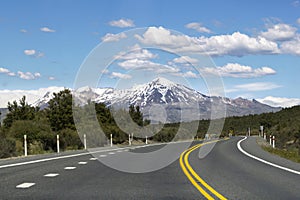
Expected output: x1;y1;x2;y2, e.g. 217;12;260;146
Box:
179;140;227;200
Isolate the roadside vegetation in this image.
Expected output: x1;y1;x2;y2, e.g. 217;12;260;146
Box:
1;89;300;160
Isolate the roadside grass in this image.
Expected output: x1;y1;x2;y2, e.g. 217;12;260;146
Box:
262;146;300;163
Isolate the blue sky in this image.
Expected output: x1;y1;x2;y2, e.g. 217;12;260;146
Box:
1;0;300;106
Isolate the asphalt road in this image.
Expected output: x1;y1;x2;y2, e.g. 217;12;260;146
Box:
1;137;299;199
188;137;300;199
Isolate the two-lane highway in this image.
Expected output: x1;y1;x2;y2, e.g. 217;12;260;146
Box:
0;143;203;199
1;137;300;199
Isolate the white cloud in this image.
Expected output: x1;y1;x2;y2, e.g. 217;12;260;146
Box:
136;26;279;57
24;49;36;56
280;35;300;55
227;82;281;93
0;67;10;73
202;63;276;78
23;49;45;58
40;27;56;33
48;76;55;80
185;22;212;33
7;72;16;76
115;45;157;60
118;58;180;74
257;96;300;108
110;72;132;79
0;67;16;77
260;23;297;41
180;71;198;78
172;56;198;65
297;18;300;25
109;19;135;28
102;32;127;42
17;71;41;80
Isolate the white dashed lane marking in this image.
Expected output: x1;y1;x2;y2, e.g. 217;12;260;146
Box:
99;155;107;157
16;183;35;189
64;167;76;170
78;162;87;165
89;158;97;160
108;152;115;155
117;150;123;153
44;173;59;177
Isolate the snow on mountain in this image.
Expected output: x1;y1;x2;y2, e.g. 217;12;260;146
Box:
95;77;207;107
0;78;282;122
0;87;65;108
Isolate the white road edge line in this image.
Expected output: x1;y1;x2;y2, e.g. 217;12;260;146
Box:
78;162;87;165
64;167;76;170
237;136;300;175
0;140;194;169
16;183;35;189
44;173;59;177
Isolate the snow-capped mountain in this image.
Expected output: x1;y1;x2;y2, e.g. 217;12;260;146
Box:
94;77;207;107
89;77;280;122
1;78;281;122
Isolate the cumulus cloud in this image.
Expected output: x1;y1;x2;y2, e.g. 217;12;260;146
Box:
0;67;10;73
136;26;279;57
227;82;281;93
257;96;300;108
0;67;41;80
24;49;36;56
24;49;45;58
40;27;56;33
118;58;180;74
185;22;212;33
102;32;127;42
260;23;297;41
17;71;41;80
0;67;16;77
202;63;276;78
110;72;132;79
297;18;300;25
109;19;135;28
172;56;198;65
114;45;157;60
280;35;300;55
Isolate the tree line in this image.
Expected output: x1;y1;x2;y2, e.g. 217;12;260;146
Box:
1;88;299;158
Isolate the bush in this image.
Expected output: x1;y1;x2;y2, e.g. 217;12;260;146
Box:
0;136;16;158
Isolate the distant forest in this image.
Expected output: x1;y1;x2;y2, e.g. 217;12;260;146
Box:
0;89;299;159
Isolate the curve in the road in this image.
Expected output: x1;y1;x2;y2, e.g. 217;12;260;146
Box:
237;136;300;175
180;140;227;200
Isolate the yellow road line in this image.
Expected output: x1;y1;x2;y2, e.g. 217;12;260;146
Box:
180;141;227;200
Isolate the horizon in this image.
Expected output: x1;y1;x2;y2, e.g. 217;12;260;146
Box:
0;1;300;108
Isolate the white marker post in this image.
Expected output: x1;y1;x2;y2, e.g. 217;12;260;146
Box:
248;127;251;136
57;135;60;154
84;134;87;150
272;136;275;148
260;126;264;138
110;134;113;147
145;136;148;145
264;134;266;140
269;135;272;145
129;134;131;146
24;135;27;157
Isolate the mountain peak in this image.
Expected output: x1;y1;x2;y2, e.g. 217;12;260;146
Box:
151;77;176;87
